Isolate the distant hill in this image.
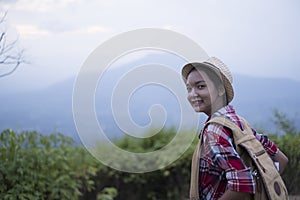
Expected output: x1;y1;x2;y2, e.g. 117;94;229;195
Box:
1;51;300;143
1;71;300;144
0;77;78;141
233;74;300;131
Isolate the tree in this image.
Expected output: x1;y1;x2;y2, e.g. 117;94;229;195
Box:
272;109;298;136
0;11;26;78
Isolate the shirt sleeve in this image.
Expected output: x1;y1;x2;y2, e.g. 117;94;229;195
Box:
251;128;278;156
203;124;256;193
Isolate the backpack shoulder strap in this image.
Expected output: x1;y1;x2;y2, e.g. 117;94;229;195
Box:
206;116;289;200
206;116;257;155
189;138;201;200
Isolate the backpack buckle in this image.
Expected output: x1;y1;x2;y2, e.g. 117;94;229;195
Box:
252;169;259;177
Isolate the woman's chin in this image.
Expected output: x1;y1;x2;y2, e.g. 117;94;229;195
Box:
193;107;202;113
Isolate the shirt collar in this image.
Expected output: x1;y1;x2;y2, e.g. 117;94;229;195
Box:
211;104;235;118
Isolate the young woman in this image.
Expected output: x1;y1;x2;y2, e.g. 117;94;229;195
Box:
181;57;288;200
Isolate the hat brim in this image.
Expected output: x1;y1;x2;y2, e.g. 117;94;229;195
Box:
181;62;234;103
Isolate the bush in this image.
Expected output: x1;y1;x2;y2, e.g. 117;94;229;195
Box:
273;134;300;194
90;128;197;200
267;110;300;195
0;130;97;200
1;110;299;199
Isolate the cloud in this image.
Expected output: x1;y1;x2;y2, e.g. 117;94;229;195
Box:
2;0;82;12
14;23;112;39
1;0;300;89
15;24;50;38
85;26;112;34
1;0;115;14
2;0;116;35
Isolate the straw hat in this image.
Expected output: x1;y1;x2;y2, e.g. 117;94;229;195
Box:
181;57;234;103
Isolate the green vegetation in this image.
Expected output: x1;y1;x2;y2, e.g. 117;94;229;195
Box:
0;130;97;199
268;110;300;194
0;112;299;199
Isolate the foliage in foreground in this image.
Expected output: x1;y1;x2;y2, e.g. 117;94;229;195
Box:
0;130;97;199
0;111;300;199
268;110;300;194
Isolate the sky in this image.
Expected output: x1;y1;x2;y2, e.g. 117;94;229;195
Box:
0;0;300;92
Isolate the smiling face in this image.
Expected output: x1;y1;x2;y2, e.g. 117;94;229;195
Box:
186;68;225;116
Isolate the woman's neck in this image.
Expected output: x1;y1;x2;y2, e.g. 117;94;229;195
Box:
206;98;227;117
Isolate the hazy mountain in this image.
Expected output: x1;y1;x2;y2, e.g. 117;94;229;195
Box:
233;74;300;130
1;71;300;145
1;77;77;140
1;51;300;143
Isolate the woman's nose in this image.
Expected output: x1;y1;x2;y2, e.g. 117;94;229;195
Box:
189;88;199;97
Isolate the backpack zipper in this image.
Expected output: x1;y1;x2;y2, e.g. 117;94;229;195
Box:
253;150;267;173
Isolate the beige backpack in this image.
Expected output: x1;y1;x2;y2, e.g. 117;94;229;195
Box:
190;116;288;200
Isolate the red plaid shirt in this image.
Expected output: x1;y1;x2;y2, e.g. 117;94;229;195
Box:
197;105;278;199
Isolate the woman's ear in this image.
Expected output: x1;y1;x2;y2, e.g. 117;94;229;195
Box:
218;85;226;96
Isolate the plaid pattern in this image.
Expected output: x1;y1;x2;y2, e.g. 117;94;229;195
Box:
197;105;278;199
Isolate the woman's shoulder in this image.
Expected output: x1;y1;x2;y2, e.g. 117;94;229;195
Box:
203;121;233;144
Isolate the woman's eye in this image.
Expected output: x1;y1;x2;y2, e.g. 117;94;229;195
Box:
197;84;205;89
